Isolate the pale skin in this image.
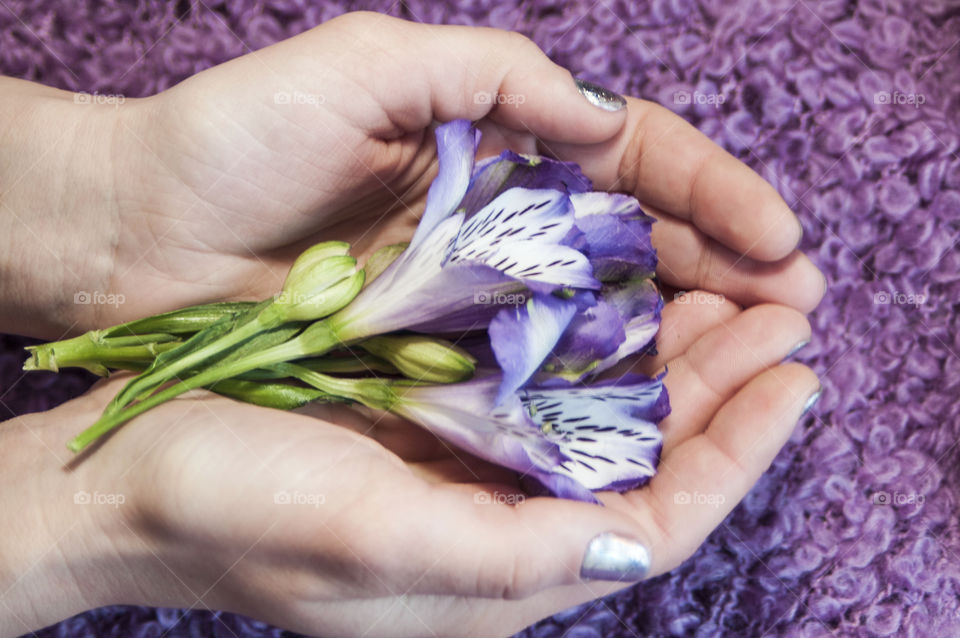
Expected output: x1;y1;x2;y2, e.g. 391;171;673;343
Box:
0;12;823;638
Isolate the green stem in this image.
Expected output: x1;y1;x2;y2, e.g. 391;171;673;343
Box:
24;334;182;375
117;316;269;397
276;363;400;411
68;322;341;452
102;302;256;337
25;302;254;373
211;378;334;410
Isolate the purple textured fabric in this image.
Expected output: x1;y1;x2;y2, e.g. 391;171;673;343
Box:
1;1;959;637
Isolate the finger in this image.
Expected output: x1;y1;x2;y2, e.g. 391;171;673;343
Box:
355;480;656;600
302;12;627;144
651;210;826;313
643;289;741;366
657;304;810;448
606;290;740;379
614;363;820;575
544;98;802;262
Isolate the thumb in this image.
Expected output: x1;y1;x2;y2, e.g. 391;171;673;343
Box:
375;482;653;600
301;12;628;144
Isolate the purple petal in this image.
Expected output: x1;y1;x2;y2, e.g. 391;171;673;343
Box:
536;279;663;383
542;299;627;379
447;187;599;291
571;192;658;281
340;187;599;337
490;293;577;405
395;377;572;481
593;279;664;373
460;150;592;215
409;120;479;250
521;373;669;491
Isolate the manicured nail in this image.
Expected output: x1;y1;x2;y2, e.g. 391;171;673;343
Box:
575;78;627;112
580;532;651;581
783;340;809;361
800;387;822;418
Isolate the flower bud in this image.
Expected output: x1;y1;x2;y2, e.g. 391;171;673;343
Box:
284;241;351;287
358;335;476;383
264;241;366;323
277;262;365;322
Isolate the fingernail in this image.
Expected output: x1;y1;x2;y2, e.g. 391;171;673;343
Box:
580;532;651;581
575;78;627;112
783;340;809;361
800;387;822;418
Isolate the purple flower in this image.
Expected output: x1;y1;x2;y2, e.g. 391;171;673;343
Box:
393;373;670;502
320;119;670;501
328;120;599;341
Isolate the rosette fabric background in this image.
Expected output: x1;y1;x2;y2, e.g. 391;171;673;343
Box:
0;1;957;636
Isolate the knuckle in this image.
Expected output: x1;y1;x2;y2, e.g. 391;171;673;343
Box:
327;10;381;31
501;29;539;52
478;549;543;600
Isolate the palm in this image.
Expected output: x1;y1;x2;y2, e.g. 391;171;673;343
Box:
83;289;813;636
108;95;431;319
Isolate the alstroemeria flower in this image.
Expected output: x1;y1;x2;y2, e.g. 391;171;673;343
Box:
328;118;663;408
467;149;662;400
393;373;669;502
328;120;600;342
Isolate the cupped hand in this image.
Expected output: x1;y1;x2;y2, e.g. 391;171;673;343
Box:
4;11;827;637
95;11;823;327
19;292;817;638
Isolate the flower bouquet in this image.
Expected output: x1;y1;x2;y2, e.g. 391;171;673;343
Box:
23;119;669;503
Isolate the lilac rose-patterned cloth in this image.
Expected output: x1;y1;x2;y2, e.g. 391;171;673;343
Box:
1;1;958;636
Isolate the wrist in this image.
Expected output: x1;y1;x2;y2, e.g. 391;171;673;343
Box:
0;78;134;337
0;399;181;636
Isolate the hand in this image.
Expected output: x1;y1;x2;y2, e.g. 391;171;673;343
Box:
0;11;826;637
5;11;821;335
0;292;818;638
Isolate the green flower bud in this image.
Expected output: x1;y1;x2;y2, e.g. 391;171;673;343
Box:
284;241;351;286
263;241;366;324
276;263;365;322
358;335;476;383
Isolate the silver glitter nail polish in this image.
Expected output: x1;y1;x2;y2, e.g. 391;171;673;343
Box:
575;78;627;112
784;340;809;361
800;387;822;418
580;532;651;581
